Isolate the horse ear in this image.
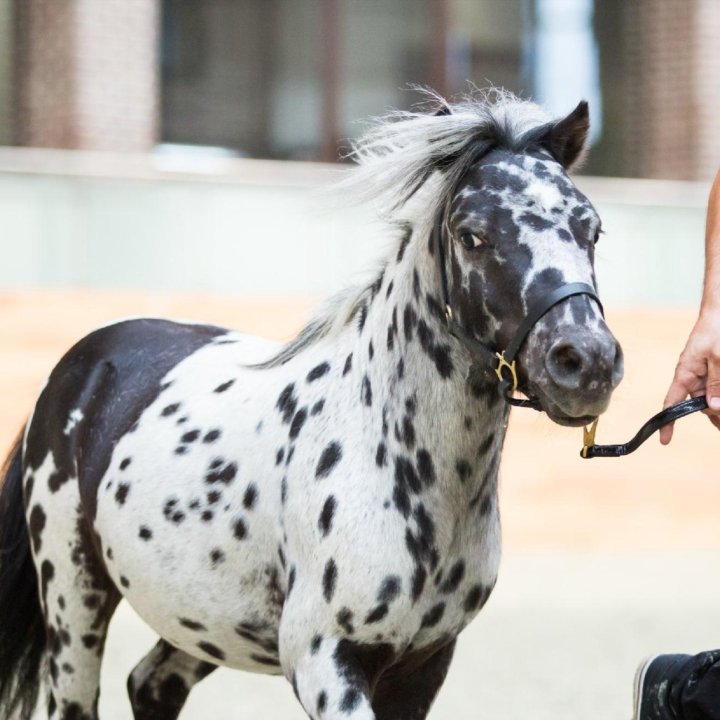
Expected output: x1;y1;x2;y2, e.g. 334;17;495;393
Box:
540;100;590;170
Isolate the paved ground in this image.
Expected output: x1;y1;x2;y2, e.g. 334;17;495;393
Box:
89;550;720;720
2;290;718;719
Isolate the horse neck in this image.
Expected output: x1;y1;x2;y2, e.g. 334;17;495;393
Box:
350;228;509;505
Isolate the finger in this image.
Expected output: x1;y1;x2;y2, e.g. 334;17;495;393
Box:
707;352;720;412
660;377;691;444
664;380;690;408
709;414;720;432
659;421;674;445
661;358;708;444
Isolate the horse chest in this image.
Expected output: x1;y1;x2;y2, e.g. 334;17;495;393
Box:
415;506;501;643
279;455;502;652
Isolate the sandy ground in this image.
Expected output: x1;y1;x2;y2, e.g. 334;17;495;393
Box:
2;290;719;719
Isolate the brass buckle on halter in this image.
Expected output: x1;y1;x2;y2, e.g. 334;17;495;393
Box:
445;304;454;323
581;418;599;458
494;351;518;393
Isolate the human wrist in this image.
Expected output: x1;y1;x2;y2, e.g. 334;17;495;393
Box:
700;268;720;313
700;290;720;316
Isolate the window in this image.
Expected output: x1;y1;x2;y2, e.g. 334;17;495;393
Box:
160;0;530;162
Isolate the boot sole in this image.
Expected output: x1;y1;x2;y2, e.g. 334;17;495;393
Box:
632;656;657;720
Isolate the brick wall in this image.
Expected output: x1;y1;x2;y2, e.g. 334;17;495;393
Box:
616;0;720;180
694;0;720;180
14;0;159;152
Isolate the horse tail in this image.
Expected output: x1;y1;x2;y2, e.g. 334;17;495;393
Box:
0;430;46;720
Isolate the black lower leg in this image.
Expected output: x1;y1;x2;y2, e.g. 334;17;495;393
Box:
372;640;456;720
128;640;216;720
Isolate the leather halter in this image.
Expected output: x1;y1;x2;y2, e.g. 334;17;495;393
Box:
432;216;603;411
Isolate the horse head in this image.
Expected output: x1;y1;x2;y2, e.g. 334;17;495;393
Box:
437;100;623;425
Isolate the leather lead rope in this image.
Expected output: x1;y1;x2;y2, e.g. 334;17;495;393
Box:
580;396;708;458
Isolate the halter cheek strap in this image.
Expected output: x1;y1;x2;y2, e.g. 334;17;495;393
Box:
432;218;604;409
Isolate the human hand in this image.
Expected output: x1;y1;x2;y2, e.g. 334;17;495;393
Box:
660;309;720;444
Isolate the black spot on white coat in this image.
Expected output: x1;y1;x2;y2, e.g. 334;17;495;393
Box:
322;559;337;602
316;442;342;480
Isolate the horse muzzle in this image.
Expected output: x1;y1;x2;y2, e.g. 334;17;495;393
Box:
533;328;624;425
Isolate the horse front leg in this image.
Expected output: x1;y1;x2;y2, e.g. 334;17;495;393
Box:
371;639;456;720
280;600;395;720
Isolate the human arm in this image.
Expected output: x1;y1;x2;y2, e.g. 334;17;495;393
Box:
660;169;720;444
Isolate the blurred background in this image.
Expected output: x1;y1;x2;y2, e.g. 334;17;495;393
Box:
1;1;719;719
0;0;716;296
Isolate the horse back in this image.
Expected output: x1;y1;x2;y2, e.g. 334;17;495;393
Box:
24;318;228;521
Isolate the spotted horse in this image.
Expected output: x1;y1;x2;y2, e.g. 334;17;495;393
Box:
0;91;623;720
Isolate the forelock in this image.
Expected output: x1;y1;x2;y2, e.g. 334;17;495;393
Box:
342;88;555;224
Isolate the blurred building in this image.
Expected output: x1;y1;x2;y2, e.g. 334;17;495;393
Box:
594;0;720;180
0;0;718;180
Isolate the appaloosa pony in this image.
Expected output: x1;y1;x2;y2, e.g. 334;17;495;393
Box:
0;91;623;720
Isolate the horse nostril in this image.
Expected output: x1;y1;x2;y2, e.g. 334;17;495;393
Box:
555;346;583;373
612;343;624;387
546;342;586;389
546;338;623;393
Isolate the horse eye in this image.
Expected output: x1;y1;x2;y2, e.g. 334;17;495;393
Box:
593;228;603;245
460;232;483;250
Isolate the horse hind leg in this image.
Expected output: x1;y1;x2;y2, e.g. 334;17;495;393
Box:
27;454;120;719
43;526;120;720
127;640;216;720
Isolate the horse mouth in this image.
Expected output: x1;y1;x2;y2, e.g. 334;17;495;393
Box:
545;409;598;428
528;385;604;427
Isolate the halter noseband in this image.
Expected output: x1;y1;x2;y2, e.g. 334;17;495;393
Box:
432;217;603;410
